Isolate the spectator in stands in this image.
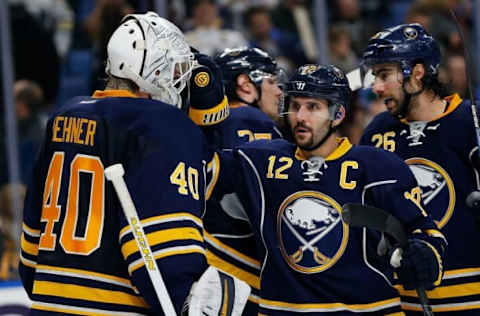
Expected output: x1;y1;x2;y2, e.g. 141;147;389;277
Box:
270;0;315;64
9;1;60;105
407;0;462;55
14;80;46;184
329;0;377;57
11;0;74;59
243;5;298;73
444;54;470;99
0;183;25;281
328;24;358;72
184;0;247;56
84;0;134;91
405;2;433;32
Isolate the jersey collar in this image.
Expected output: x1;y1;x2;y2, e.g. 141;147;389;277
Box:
295;137;352;161
229;101;247;109
433;93;462;121
400;93;462;123
92;90;138;98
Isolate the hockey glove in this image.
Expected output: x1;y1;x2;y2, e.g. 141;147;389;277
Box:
391;238;443;290
188;53;229;126
182;266;250;316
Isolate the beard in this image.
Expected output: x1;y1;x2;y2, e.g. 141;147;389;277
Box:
292;122;331;151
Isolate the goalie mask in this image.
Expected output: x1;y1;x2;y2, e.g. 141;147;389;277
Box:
106;12;194;109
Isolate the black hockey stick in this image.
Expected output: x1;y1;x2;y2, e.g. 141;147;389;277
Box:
448;10;480;208
342;203;433;316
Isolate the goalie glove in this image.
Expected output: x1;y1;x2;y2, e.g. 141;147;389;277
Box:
188;53;229;126
182;266;250;316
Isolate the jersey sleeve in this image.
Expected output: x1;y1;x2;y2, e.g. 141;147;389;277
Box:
116;124;209;313
363;150;447;255
19;139;46;298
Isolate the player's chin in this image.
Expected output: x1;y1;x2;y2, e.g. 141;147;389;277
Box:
295;136;312;148
388;106;402;116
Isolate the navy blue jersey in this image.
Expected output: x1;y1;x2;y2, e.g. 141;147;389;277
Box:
360;94;480;313
20;90;210;315
212;137;444;315
203;105;282;313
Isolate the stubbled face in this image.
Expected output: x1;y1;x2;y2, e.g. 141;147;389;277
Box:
288;96;332;149
258;75;283;122
371;63;406;117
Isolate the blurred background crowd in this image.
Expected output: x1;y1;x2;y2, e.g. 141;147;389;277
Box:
0;0;476;281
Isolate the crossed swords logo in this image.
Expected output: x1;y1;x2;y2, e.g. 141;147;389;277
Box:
282;214;342;265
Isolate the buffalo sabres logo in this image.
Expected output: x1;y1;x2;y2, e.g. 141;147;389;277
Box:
299;64;319;75
403;26;418;40
406;158;455;228
277;191;348;273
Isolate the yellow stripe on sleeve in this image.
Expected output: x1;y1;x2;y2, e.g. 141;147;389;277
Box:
32;281;148;308
23;222;40;237
205;232;260;268
128;245;205;273
206;250;260;290
121;227;203;258
259;297;400;312
119;212;203;238
397;282;480;299
21;233;39;256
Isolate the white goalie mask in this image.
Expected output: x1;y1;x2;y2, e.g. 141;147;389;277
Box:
105;12;194;108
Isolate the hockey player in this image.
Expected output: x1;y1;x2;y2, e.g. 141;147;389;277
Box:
202;47;284;314
19;12;249;316
360;23;480;314
208;64;446;315
215;47;284;125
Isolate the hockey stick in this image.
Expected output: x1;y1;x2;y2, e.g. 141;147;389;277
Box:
448;10;480;208
105;164;177;316
341;203;433;316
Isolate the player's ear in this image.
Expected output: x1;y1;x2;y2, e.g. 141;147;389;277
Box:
236;74;252;93
332;106;345;127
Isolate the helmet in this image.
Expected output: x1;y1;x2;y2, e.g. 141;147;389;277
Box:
362;23;441;78
214;47;280;100
284;64;351;118
105;12;194;108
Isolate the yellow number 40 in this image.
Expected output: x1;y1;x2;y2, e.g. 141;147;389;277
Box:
170;162;200;200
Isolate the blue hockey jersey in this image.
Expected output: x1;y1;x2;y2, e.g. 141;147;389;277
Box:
20;90;210;315
211;137;444;315
360;94;480;313
203;104;282;313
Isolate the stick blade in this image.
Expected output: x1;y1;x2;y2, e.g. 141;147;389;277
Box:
342;203;389;230
342;203;408;245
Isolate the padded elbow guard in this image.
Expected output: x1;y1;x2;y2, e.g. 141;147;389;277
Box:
188;53;229;126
